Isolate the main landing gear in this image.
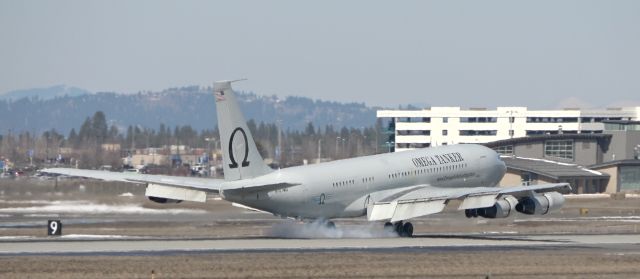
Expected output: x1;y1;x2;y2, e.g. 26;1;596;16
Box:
385;221;413;237
324;220;336;229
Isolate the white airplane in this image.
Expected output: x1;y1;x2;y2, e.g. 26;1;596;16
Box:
42;80;570;237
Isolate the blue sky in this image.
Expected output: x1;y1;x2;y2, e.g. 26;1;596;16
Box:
1;0;639;108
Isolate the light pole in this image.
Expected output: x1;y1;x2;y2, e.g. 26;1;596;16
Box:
342;138;346;157
317;139;322;164
335;137;341;159
385;141;394;153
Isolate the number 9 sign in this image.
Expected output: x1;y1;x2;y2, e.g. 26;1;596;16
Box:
48;220;62;236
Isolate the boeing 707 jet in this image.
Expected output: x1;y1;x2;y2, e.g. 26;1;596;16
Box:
42;80;570;237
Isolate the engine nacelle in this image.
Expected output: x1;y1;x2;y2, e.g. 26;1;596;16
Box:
515;192;565;215
147;196;183;204
465;195;518;219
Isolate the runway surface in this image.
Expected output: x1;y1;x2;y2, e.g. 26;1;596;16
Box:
3;183;640;278
2;233;639;255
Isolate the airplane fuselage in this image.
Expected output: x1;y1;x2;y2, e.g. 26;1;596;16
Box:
220;144;506;219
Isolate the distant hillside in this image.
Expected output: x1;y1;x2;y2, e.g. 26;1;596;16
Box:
0;85;92;101
0;86;380;135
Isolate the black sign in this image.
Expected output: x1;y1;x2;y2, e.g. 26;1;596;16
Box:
228;127;250;168
48;220;62;236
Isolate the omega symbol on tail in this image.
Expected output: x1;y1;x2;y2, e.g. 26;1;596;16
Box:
228;127;250;168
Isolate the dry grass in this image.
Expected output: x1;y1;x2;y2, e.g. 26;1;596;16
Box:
1;249;640;279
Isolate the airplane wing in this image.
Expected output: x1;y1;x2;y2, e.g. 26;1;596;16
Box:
367;183;571;222
40;168;223;193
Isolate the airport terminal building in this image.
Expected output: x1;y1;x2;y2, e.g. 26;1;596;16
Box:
377;106;640;151
377;107;640;193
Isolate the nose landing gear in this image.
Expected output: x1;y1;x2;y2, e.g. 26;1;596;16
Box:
384;221;413;237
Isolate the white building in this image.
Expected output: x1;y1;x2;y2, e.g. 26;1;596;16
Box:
377;107;640;152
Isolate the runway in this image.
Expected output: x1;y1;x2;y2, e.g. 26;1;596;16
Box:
1;233;639;255
2;193;640;278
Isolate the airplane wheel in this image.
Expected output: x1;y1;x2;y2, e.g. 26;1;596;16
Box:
394;221;404;236
325;221;336;229
465;209;472;218
402;222;414;237
384;222;393;231
465;209;479;218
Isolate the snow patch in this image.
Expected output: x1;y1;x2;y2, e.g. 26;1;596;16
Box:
24;214;60;218
0;236;35;240
59;234;132;239
516;216;640;223
0;201;207;215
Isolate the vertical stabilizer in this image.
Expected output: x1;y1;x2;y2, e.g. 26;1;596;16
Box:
214;80;273;181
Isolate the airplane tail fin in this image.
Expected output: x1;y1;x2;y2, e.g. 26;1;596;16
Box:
214;80;273;181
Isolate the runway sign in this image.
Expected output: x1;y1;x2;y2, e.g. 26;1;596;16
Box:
48;220;62;236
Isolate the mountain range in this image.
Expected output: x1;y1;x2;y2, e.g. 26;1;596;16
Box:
0;85;92;101
0;85;383;135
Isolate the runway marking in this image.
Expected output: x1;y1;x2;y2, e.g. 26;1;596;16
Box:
0;234;638;255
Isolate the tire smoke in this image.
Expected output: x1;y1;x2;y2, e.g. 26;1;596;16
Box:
266;220;398;238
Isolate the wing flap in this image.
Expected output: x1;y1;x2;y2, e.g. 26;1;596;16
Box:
367;202;397;221
145;184;207;203
458;194;498;210
391;200;446;222
125;176;220;192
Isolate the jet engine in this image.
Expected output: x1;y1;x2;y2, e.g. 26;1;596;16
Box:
515;192;565;215
466;195;518;219
147;196;183;204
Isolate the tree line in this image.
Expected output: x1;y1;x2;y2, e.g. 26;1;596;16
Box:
1;111;390;169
